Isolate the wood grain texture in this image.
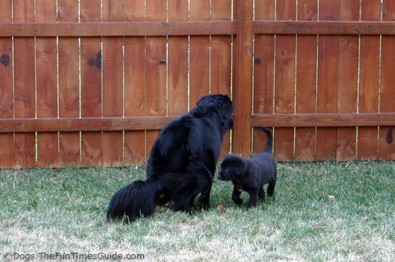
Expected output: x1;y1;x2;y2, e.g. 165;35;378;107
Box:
189;0;210;107
36;0;58;167
0;21;236;37
334;1;359;161
273;0;296;161
0;0;14;168
379;1;395;160
145;0;167;158
58;0;81;166
80;0;103;166
316;0;340;160
254;21;395;35
123;0;147;164
102;0;124;166
295;0;318;161
211;0;233;158
168;1;189;115
233;0;254;157
1;113;394;133
13;0;36;168
253;0;275;155
250;113;395;127
358;0;381;160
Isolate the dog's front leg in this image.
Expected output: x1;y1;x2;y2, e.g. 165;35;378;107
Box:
247;189;259;208
231;186;243;205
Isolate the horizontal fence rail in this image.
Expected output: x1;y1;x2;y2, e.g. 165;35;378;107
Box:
254;21;395;35
1;112;394;133
0;117;174;133
251;113;395;128
0;21;236;36
2;21;395;37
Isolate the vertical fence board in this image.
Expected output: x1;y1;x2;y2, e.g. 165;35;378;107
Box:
36;0;58;167
145;0;167;155
295;0;317;161
316;0;339;161
190;1;210;106
274;1;296;161
318;0;359;161
233;0;254;157
335;1;359;161
358;0;381;160
253;0;275;154
211;1;232;158
80;1;103;166
102;0;124;166
211;0;232;20
255;0;275;20
379;1;395;160
168;0;189;115
124;0;147;164
124;36;147;163
0;0;14;168
13;0;36;168
58;0;81;166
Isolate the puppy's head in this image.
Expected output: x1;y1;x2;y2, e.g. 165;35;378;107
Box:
196;94;233;130
218;154;246;181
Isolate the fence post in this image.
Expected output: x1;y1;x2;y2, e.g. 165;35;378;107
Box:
232;0;254;157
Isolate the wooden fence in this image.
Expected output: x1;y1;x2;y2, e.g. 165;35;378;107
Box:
0;0;394;168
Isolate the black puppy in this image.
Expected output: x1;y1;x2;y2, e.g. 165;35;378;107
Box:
218;127;276;208
107;94;233;222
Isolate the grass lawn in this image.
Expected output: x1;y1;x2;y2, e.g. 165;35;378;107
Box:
0;161;394;261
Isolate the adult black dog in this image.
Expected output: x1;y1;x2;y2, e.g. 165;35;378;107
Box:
218;127;277;208
107;94;233;222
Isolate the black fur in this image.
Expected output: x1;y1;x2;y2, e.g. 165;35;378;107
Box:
218;127;277;208
107;94;233;222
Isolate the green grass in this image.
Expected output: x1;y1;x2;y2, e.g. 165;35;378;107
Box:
0;161;394;261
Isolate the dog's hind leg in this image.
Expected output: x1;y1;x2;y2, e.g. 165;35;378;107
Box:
258;186;265;201
169;177;197;212
173;196;196;212
247;190;259;208
267;180;276;196
231;186;243;205
196;163;214;210
173;170;211;212
198;183;212;210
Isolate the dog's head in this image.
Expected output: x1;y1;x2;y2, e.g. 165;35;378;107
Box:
218;154;246;181
195;94;233;130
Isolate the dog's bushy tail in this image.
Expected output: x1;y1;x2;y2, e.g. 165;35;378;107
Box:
107;178;162;222
256;127;273;154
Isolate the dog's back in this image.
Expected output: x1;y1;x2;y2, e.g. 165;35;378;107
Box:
251;153;276;194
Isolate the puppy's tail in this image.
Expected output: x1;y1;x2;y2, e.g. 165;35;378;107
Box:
107;177;162;222
256;127;273;154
